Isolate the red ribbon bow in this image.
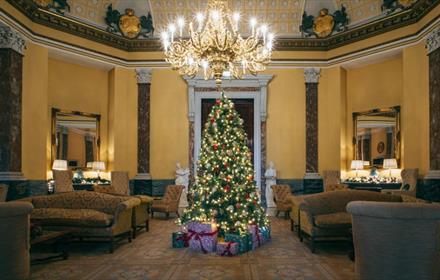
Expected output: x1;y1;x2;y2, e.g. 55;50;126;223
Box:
220;242;235;256
187;229;219;254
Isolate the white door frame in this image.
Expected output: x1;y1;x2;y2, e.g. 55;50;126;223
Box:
184;75;273;192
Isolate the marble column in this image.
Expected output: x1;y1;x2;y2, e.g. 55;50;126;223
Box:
303;68;322;193
424;26;440;201
134;68;152;195
0;23;26;183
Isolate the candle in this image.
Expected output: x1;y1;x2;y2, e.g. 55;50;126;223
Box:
250;18;257;37
233;12;240;30
260;24;268;44
177;17;185;37
196;13;204;32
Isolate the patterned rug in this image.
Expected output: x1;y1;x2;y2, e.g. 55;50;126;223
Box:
30;217;355;280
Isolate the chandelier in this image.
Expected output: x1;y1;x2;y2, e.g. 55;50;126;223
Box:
161;0;274;87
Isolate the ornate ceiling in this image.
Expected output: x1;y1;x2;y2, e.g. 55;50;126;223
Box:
4;0;438;51
66;0;385;37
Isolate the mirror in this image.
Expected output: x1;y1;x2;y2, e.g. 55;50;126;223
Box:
51;108;101;169
353;106;400;168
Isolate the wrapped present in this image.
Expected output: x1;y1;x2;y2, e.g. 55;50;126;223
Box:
187;222;218;253
260;226;271;242
172;231;188;248
248;225;264;249
216;241;239;256
225;232;252;254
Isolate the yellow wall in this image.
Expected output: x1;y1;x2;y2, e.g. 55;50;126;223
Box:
265;69;306;179
402;42;429;175
150;69;189;179
22;43;50;180
48;58;109;165
345;57;403;169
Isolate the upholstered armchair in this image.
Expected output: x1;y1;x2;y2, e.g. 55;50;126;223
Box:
0;184;8;202
93;171;153;238
151;185;184;219
347;201;440;280
0;201;34;280
53;170;74;193
322;170;347;192
299;190;402;253
381;168;418;197
111;171;130;195
271;184;292;219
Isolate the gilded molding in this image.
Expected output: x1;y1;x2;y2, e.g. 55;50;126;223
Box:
3;0;440;52
0;22;26;55
426;25;440;54
135;68;152;84
304;68;321;83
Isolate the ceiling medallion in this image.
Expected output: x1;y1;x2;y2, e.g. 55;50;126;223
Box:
105;5;154;39
161;0;274;87
300;6;349;38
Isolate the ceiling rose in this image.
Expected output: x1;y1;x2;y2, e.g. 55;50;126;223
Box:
161;0;274;87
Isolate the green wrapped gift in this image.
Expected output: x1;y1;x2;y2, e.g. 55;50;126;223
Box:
172;231;188;248
260;226;271;242
225;232;252;254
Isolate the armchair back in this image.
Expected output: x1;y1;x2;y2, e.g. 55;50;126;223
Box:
111;171;130;195
53;170;74;193
400;168;418;192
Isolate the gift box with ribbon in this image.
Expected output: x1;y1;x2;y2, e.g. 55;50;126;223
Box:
224;232;252;254
172;231;188;248
248;225;264;249
216;241;239;256
260;226;271;242
187;222;218;253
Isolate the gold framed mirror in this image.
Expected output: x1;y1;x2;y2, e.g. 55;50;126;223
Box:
51;108;101;169
353;106;401;168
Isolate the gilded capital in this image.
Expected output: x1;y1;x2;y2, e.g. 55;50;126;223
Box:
0;23;26;55
426;25;440;55
135;68;152;84
304;68;321;83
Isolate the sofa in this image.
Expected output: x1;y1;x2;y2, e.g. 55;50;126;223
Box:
0;201;33;280
22;191;140;253
93;184;153;238
347;201;440;280
299;190;402;252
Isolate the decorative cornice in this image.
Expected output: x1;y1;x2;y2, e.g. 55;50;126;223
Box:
0;22;25;54
304;68;321;83
426;25;440;54
3;0;439;52
135;68;152;84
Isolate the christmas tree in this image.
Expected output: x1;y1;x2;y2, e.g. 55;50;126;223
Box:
179;93;269;236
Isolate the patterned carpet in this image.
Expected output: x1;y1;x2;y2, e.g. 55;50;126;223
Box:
30;217;355;280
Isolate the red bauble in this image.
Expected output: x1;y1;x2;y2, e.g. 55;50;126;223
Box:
213;144;218;150
224;162;228;167
236;203;241;209
245;193;250;199
210;118;215;123
216;99;221;105
253;200;257;205
224;185;230;192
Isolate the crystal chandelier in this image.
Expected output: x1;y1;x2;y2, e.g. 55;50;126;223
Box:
161;0;274;87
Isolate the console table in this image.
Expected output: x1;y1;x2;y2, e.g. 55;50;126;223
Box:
343;182;401;192
73;183;110;191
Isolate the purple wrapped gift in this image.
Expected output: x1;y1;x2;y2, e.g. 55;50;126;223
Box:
187;222;218;253
252;233;264;249
216;241;239;256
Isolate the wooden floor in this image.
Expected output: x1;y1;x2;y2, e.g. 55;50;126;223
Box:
30;217;355;280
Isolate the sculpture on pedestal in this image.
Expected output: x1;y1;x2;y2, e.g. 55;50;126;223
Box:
264;161;277;208
175;162;189;208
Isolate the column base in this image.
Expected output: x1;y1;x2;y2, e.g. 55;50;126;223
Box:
0;172;28;201
134;173;152;196
0;172;26;181
303;173;323;194
425;170;440;179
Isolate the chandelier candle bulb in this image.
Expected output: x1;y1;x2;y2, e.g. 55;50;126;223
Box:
168;23;176;42
177;17;185;37
250;18;257;36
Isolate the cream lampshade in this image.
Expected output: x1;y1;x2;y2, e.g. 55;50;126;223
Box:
383;158;398;177
92;161;106;171
350;160;364;177
52;159;68;171
86;162;93;168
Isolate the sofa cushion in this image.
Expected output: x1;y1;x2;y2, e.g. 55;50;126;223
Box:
31;208;113;227
314;212;352;229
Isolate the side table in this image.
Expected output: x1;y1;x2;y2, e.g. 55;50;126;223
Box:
30;230;73;264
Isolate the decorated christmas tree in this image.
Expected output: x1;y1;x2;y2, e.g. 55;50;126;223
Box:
179;93;269;236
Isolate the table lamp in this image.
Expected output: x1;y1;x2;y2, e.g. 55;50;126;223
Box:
350;160;364;177
92;161;106;179
383;158;398;177
52;159;68;171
